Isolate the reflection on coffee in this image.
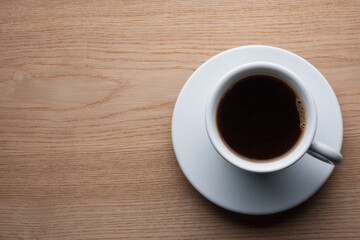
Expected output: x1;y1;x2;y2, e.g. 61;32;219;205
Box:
216;74;306;161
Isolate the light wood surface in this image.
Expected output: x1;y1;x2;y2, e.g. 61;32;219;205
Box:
1;0;359;239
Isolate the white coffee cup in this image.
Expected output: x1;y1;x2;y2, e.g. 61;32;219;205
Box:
205;62;342;173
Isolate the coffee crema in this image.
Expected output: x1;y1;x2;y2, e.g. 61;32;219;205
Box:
216;74;306;161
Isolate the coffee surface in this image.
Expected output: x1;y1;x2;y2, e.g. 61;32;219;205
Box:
216;74;305;161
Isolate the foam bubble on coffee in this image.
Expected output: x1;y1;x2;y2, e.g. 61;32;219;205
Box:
296;97;307;131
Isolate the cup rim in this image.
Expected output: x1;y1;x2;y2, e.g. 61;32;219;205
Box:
205;61;317;173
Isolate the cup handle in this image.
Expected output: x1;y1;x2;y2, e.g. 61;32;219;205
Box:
307;141;342;165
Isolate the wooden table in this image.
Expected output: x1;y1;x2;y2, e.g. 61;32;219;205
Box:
1;1;359;239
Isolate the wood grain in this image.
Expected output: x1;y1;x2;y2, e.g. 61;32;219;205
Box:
0;0;359;239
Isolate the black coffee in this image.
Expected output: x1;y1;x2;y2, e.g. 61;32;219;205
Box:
216;74;306;161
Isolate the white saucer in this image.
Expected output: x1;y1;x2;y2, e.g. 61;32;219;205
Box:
171;45;343;215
